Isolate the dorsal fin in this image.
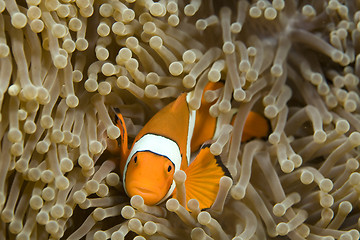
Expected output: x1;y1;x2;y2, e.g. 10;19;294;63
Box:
112;108;130;172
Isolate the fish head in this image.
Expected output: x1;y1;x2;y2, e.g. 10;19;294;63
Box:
124;151;175;205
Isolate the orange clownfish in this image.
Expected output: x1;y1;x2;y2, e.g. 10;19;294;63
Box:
112;83;269;209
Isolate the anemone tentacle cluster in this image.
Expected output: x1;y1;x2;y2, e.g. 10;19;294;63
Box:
0;0;360;239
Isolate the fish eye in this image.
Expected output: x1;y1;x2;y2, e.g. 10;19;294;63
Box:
134;156;137;163
167;165;172;172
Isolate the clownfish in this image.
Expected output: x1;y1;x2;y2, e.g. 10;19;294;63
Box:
112;82;269;209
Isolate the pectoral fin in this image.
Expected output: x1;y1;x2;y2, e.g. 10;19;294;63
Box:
242;111;270;142
183;144;231;210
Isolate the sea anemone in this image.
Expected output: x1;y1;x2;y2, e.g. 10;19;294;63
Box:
0;0;360;239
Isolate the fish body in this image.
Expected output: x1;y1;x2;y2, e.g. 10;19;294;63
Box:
113;83;269;208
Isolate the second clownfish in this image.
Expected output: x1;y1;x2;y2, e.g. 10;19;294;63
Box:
112;82;269;209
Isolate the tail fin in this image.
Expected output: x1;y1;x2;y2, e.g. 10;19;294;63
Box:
241;111;270;142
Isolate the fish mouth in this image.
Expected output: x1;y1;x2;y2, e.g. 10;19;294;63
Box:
132;187;155;194
129;186;158;197
127;186;163;205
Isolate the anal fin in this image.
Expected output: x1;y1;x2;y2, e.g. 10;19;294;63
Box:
183;144;231;210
